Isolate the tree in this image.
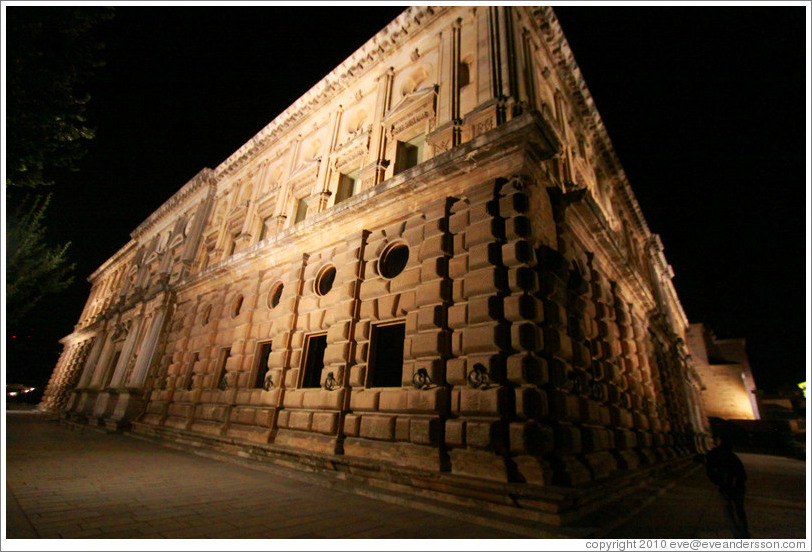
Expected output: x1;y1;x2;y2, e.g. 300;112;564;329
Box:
5;7;113;327
6;7;113;189
6;195;76;328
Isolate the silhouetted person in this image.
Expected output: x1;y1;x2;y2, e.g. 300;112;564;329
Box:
704;435;750;538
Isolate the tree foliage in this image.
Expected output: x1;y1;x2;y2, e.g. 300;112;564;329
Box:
6;7;113;189
5;7;113;329
6;195;76;327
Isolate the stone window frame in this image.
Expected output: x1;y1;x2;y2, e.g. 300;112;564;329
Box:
299;332;328;389
214;347;231;390
267;281;284;310
334;168;360;205
251;340;274;390
365;319;407;389
314;264;337;297
378;240;410;280
231;295;244;318
202;304;213;326
184;352;199;391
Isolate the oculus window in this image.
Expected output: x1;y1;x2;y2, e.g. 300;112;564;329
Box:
315;265;336;296
267;282;284;309
379;242;409;279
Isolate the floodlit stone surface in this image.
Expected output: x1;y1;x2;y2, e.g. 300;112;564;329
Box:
42;6;715;521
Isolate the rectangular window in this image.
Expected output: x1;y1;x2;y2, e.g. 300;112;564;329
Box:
102;350;122;388
215;347;231;389
367;321;405;388
253;341;273;389
259;216;273;241
185;352;199;390
300;333;327;388
294;198;308;224
394;134;425;175
335;169;359;204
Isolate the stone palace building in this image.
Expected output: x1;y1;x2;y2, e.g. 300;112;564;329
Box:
42;6;711;523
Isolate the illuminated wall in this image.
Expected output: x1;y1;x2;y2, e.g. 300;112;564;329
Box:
42;6;711;521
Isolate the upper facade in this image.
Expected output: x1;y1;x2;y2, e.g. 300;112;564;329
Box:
69;6;685;332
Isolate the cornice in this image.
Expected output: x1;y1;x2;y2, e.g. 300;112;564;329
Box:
88;239;138;282
131;168;216;240
531;7;651;238
213;6;445;179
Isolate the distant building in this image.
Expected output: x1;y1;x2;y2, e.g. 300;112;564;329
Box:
41;7;710;522
686;323;760;421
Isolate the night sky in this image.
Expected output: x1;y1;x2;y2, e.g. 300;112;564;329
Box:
5;6;808;394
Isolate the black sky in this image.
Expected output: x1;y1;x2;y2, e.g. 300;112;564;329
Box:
5;5;809;393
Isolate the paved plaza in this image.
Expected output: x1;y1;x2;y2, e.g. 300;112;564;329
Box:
4;410;809;541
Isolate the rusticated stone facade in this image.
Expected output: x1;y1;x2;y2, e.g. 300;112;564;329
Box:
43;6;711;522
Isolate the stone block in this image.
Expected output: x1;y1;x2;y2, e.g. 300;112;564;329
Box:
447;304;467;330
377;294;400;318
445;419;466;447
417;305;444;331
511;322;542;352
288;410;312;431
503;293;543;322
550;390;581;422
349;364;366;387
507;266;538;293
418;234;449;260
468;295;502;325
390;267;421;293
411;329;447;358
359;415;396;441
463;267;506;298
498;192;529;215
395;416;410;441
323;342;349;365
507;353;548;385
458;386;508;415
465;420;502;449
446;358;467;386
312;411;338;435
343;413;360;436
359;278;390;300
448;210;469;234
462;324;508;354
543;327;573;359
505;215;532;241
416;280;451;305
350;388;379;411
509;421;554;455
410;417;441;445
554;423;582;456
379;389;408;411
502;239;536;267
406;386;445;412
326;321;351;344
515;386;548;420
282;389;303;408
448;255;468;279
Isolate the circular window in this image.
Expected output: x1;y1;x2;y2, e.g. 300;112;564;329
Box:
315;265;336;296
232;295;244;318
379;242;410;279
267;282;284;309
